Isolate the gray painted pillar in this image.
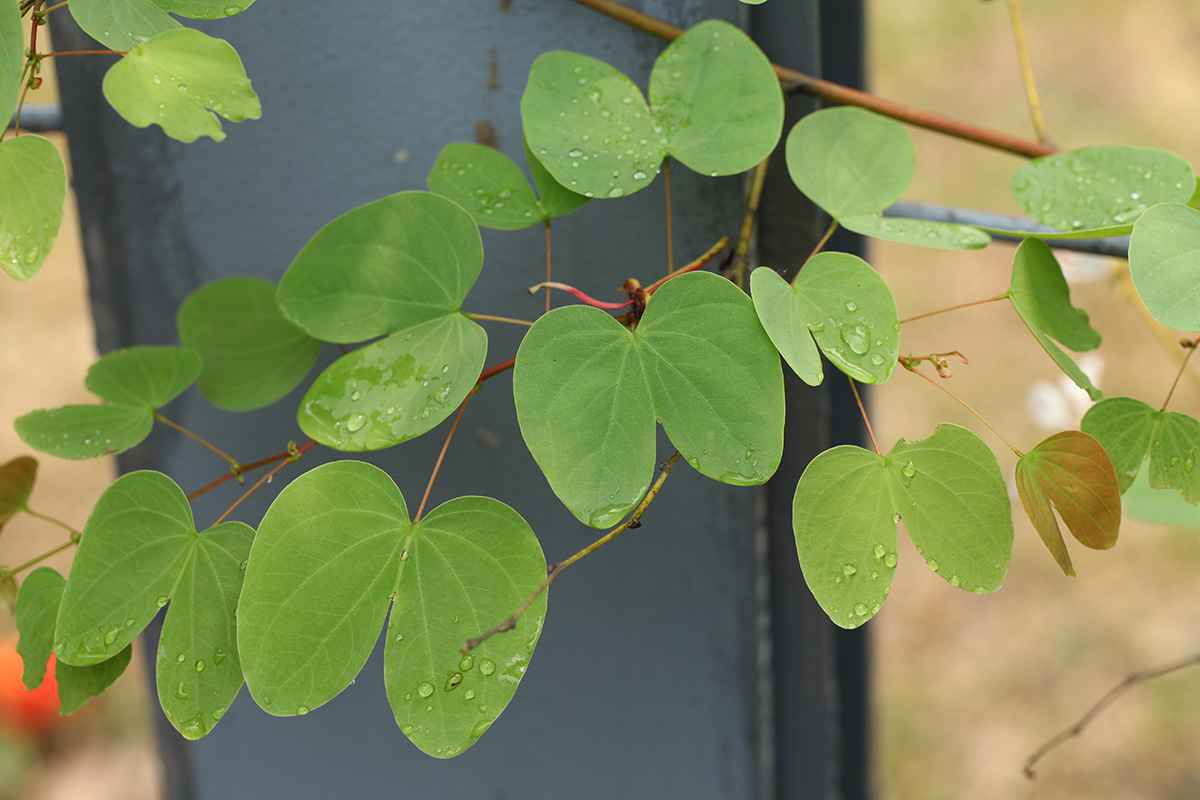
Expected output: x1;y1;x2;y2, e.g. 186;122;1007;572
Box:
51;2;865;797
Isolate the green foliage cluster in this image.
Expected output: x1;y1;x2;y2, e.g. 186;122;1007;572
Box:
2;0;1200;760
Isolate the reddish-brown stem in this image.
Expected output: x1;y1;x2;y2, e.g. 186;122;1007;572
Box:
645;236;729;293
212;442;314;526
478;357;516;385
904;363;1022;456
664;158;675;274
40;50;127;58
526;281;632;310
799;219;839;275
544;221;553;315
414;394;472;522
155;412;239;464
567;0;1057;159
187;440;315;501
847;377;880;456
1160;337;1200;413
899;294;1006;325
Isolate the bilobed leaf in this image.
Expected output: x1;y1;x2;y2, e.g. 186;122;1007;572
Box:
524;135;589;219
648;20;782;177
238;461;547;757
1016;431;1121;576
0;456;37;533
794;252;899;384
521;21;781;199
57;646;132;714
156;521;253;740
150;0;256;19
1122;465;1200;528
15;404;153;460
177;276;321;411
515;272;784;527
427;143;544;230
786;107;914;219
15;567;63;690
277;191;483;343
839;215;991;250
85;346;201;408
297;314;487;451
55;471;194;666
69;0;180;50
0;135;66;280
792;445;896;629
750;267;823;386
885;424;1013;594
1081;396;1200;502
1128;203;1200;331
1012;145;1194;231
102;28;261;143
0;0;23;123
792;423;1013;628
1005;239;1102;400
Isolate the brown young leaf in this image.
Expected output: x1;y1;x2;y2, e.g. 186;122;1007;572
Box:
1017;431;1122;575
0;457;37;536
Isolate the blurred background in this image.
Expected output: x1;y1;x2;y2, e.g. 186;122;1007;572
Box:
2;1;1200;798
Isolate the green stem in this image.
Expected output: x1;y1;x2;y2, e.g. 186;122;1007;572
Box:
3;538;76;579
544;221;553;315
462;451;683;653
664;158;675;274
567;0;1057;159
796;219;838;280
463;312;535;327
730;157;770;290
22;507;82;538
1005;0;1048;143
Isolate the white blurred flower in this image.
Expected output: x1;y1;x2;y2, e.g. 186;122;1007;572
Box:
1025;352;1105;431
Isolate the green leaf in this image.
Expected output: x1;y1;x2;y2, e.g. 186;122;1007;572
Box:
1081;396;1200;502
521;21;781;199
750;267;823;385
1128;203;1200;331
1012;145;1194;231
85;346;201;408
524;135;589;219
427;143;544;230
102;28;261;144
55;471;194;665
648;19;783;177
385;496;548;758
792;445;896;629
1005;239;1102;400
0;456;36;533
0;135;66;281
297;314;487;451
156;521;253;740
785;107;914;219
516;271;784;527
973;222;1133;240
794;252;899;384
238;462;546;757
177;277;321;411
1016;431;1121;576
0;0;23;123
69;0;180;51
1122;464;1200;528
15;567;64;690
150;0;256;19
885;424;1013;594
14;404;152;460
277;191;483;343
57;646;132;715
839;215;991;250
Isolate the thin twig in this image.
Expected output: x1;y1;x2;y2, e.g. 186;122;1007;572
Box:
544;221;553;315
567;0;1057;159
645;236;729;293
899;294;1006;325
799;219;838;273
730;157;770;290
1023;650;1200;778
664;158;674;274
186;440;315;500
1005;0;1048;143
155;412;239;464
1159;338;1200;413
414;394;472;522
2;538;76;579
478;357;516;385
21;507;82;538
904;363;1023;457
463;312;535;327
462;451;683;653
847;377;880;456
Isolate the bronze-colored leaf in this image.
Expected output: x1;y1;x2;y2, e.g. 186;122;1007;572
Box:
0;456;37;536
1015;459;1075;576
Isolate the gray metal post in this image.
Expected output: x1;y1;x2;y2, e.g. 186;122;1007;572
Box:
51;2;865;797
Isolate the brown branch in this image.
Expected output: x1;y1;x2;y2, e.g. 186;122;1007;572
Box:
462;451;683;653
567;0;1058;159
414;394;472;522
1023;650;1200;778
729;157;770;289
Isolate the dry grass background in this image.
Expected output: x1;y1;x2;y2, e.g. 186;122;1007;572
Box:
2;2;1200;798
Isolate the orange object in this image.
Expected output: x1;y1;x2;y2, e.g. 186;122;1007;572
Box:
0;632;60;738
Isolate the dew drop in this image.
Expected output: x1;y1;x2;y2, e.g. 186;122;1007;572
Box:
845;300;857;312
632;170;647;180
213;706;227;720
853;603;869;617
901;461;917;478
927;559;940;572
417;682;435;698
884;553;898;568
892;512;902;524
296;705;310;715
445;672;463;691
213;648;227;665
567;148;584;158
479;659;496;676
841;563;857;577
156;595;170;607
464;689;476;700
175;681;189;700
873;543;886;559
177;653;186;663
345;414;367;433
459;654;475;671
